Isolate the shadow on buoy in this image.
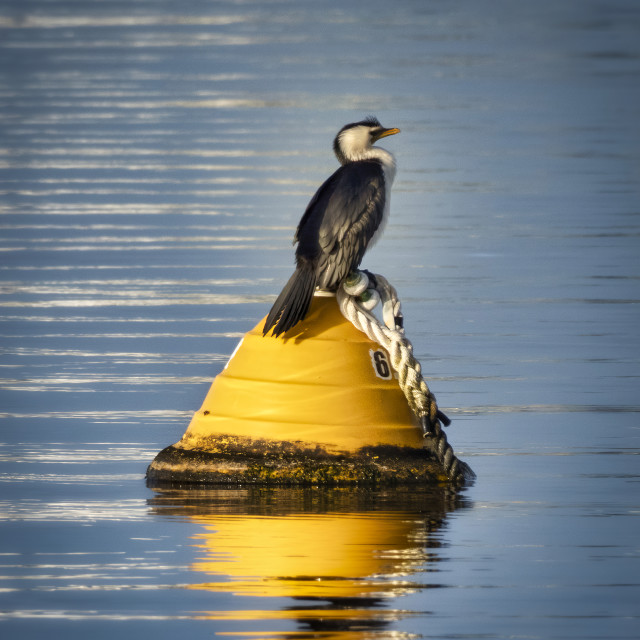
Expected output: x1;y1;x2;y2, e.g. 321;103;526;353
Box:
147;294;452;486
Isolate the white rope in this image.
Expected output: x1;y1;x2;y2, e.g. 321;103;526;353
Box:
339;271;439;432
337;270;474;484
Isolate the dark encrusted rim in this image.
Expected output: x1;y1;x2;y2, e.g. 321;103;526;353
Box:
146;436;450;487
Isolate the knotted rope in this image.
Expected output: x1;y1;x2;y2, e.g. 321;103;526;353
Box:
336;270;475;485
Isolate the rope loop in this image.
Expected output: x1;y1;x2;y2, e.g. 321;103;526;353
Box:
337;271;475;485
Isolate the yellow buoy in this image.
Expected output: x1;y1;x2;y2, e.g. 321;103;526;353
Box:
147;294;447;485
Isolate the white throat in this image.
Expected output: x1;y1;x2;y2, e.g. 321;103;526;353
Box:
338;132;396;181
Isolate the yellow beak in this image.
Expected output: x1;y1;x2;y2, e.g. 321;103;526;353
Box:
374;127;400;141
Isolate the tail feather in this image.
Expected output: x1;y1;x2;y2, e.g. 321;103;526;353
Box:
263;266;316;337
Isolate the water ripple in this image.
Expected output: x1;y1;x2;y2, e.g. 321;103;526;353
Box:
0;499;148;522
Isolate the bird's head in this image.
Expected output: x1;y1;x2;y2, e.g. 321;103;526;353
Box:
333;117;400;165
333;117;400;164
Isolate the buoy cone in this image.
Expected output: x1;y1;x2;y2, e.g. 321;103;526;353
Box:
147;294;447;485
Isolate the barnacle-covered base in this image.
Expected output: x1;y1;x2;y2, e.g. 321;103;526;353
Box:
146;434;448;487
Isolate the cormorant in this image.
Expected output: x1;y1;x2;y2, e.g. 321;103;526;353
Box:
263;116;400;337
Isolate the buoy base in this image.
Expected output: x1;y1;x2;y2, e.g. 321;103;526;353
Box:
146;434;448;487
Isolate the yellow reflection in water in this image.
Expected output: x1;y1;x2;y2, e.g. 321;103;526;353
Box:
190;512;426;599
149;488;466;639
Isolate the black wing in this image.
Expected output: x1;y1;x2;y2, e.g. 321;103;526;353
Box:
294;160;386;290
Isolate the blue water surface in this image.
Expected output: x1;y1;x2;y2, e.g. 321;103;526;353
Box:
0;1;638;639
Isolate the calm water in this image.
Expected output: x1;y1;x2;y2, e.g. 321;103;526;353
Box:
1;0;639;638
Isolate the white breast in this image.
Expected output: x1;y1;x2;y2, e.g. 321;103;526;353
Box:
368;147;396;248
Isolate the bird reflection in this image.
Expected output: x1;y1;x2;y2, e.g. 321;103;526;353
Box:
148;487;468;639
